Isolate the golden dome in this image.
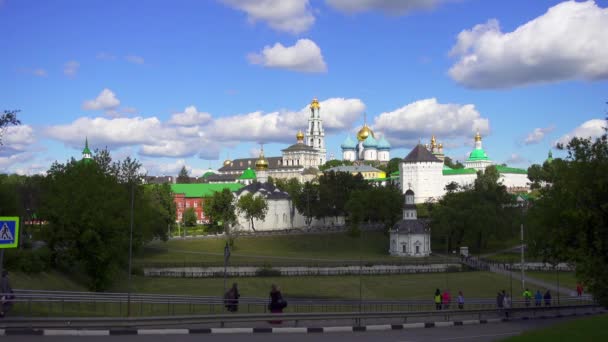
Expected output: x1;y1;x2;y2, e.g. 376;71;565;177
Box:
357;124;375;142
431;135;437;148
223;159;232;166
296;130;304;141
474;131;482;142
255;148;269;171
310;98;320;110
438;143;443;149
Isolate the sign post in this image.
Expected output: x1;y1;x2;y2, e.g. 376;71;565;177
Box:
223;242;230;298
0;217;20;278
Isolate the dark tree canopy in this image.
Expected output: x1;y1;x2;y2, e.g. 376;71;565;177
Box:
0;110;21;146
177;165;190;183
206;188;237;233
527;118;608;305
236;192;268;231
444;156;464;169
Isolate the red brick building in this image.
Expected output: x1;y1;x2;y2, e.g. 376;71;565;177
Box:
170;183;244;224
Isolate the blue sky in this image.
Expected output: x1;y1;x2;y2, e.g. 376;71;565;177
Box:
1;0;607;176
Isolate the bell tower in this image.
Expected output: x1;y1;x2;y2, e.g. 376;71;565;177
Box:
306;98;326;165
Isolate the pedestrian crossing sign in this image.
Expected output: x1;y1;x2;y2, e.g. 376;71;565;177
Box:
0;217;19;249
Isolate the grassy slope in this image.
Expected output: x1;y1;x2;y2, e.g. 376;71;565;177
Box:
525;271;578;292
118;271;537;300
11;271;86;291
501;314;608;341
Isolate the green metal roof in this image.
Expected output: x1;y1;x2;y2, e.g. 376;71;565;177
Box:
239;167;257;180
202;171;215;178
170;183;244;198
495;165;527;174
82;137;92;155
442;168;477;175
467;148;490;161
390;170;400;177
340;135;357;150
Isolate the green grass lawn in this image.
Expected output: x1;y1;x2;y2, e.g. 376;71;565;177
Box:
525;271;578;292
501;314;608;341
114;271;537;300
137;231;415;266
11;270;87;292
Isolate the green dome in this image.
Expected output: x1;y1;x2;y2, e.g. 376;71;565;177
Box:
467;148;490;161
341;136;356;150
239;167;257;180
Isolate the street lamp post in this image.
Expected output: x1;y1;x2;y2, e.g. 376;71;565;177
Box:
127;182;135;317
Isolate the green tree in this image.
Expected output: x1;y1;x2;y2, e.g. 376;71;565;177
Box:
275;178;302;227
142;183;175;241
430;166;515;252
383;157;402;175
0;110;21;145
177;165;190;183
237;193;268;232
182;207;197;227
527;118;608;305
296;181;319;227
319;159;352;171
206;188;237;233
444;156;464;169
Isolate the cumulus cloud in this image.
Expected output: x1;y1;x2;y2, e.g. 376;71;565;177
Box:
373;98;489;147
206;97;364;143
63;60;80;77
448;1;608;88
248;39;327;73
555;119;606;146
141;159;209;177
169;106;212;126
20;68;47;77
0;125;36;154
326;0;447;14
125;55;145;64
82;88;121;112
524;125;555;145
222;0;314;34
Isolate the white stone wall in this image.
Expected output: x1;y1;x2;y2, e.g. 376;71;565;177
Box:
500;173;529;189
389;232;431;257
442;173;477;191
464;159;493;171
400;161;444;203
342;150;356;162
364;148;377;161
378;150;390;162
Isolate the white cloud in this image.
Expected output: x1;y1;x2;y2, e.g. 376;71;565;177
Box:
373;98;489;147
142;159;208;177
20;68;47;77
448;1;608;88
140;141;201;158
169;106;212;126
524;125;555;145
206;97;364;143
125;55;145;64
222;0;314;34
45;116;163;149
0;153;32;170
82;88;121;112
1;125;35;153
326;0;446;14
96;52;117;61
248;39;327;73
555;119;606;146
63;60;80;77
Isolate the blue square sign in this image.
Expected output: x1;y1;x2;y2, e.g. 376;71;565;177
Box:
0;217;19;249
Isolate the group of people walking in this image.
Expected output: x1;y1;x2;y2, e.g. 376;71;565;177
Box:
434;289;464;310
224;283;288;322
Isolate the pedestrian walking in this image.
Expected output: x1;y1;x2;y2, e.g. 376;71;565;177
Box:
442;289;451;310
523;288;532;307
503;293;512;318
576;283;584;297
0;271;14;318
534;290;542;307
268;284;287;324
544;290;552;306
496;291;504;308
457;291;464;310
434;289;442;310
224;283;240;312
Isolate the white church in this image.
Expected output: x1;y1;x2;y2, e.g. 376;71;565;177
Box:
399;132;530;203
341;117;391;163
389;189;431;257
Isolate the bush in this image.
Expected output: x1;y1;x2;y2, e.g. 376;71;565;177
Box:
446;265;461;273
131;265;145;276
4;247;52;274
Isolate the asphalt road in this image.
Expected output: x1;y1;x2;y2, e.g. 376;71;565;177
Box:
0;316;589;342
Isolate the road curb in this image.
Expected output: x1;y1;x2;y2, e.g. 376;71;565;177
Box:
1;311;604;336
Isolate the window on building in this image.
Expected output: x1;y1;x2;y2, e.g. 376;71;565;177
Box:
186;202;190;208
416;245;420;254
402;245;406;253
283;213;287;223
194;202;197;208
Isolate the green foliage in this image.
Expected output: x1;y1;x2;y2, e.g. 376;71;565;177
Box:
237;192;269;231
527;121;608;306
182;207;197;227
206;188;237;233
40;154;167;291
319;159;353;171
444;156;464;169
345;185;402;230
295;181;319;226
176;165;190;183
255;267;281;277
4;247;51;274
383;157;402;175
430;166;517;252
317;171;369;219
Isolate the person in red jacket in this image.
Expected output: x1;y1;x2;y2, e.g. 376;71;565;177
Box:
576;283;584;297
442;289;451;310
